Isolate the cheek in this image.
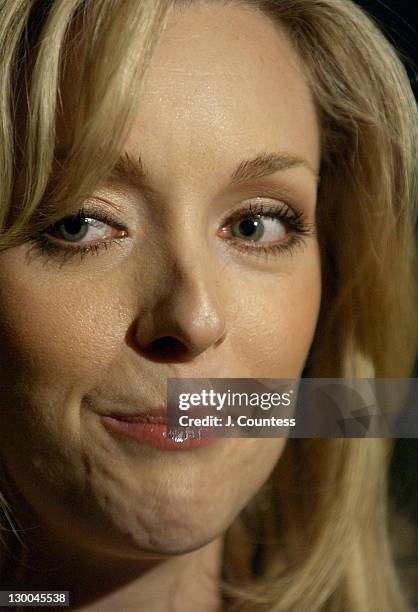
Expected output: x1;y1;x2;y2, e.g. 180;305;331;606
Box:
232;250;321;376
0;248;125;392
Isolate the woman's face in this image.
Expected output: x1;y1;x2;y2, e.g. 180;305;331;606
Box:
0;3;321;560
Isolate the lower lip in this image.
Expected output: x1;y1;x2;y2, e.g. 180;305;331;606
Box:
101;416;219;451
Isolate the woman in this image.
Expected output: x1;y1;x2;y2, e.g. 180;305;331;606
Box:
0;0;416;610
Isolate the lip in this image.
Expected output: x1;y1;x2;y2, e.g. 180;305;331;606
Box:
101;407;219;451
105;407;169;421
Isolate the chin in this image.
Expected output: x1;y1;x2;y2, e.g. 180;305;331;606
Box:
116;517;224;556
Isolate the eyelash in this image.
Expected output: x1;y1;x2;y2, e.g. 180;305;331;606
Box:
27;207;127;266
27;200;315;265
219;201;315;260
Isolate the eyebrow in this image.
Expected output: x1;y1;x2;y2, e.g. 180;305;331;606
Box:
55;148;320;192
113;151;320;186
230;152;319;184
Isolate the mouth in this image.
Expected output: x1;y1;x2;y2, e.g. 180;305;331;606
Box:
106;407;169;423
101;406;220;451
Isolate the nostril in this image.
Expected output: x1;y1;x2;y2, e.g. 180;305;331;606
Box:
150;337;189;359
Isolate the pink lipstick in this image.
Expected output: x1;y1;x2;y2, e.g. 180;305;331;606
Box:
101;409;219;451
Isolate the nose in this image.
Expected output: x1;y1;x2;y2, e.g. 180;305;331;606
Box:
132;259;227;362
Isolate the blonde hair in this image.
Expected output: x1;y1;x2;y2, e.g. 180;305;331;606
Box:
0;1;416;611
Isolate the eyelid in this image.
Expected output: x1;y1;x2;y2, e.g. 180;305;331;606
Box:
218;196;305;228
30;207;127;258
27;190;315;266
224;182;310;215
39;204;128;237
76;201;128;232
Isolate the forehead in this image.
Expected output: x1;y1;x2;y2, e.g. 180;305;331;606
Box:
127;2;320;178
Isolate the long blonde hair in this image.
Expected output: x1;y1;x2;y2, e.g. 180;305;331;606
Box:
0;1;416;611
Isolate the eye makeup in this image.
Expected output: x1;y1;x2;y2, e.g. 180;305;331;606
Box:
26;196;316;266
218;200;315;261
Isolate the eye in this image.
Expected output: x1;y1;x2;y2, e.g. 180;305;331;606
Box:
46;210;126;245
27;206;128;264
230;215;286;243
218;200;315;259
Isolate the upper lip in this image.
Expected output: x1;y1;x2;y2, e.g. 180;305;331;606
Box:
105;406;169;421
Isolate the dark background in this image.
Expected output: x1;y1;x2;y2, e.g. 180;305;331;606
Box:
355;0;417;545
355;0;417;99
347;7;417;607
